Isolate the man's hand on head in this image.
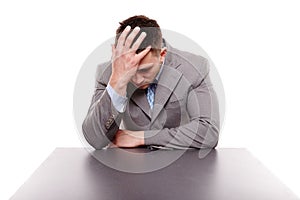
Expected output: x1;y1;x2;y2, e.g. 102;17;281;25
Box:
109;26;151;96
111;129;145;148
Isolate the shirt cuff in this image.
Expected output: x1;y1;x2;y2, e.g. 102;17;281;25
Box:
106;83;128;113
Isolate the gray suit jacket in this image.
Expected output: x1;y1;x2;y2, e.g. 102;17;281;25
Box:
82;42;220;149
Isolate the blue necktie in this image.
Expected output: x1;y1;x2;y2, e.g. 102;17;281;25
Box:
146;83;157;109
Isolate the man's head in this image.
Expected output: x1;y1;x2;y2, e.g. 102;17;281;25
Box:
115;15;162;55
115;15;167;89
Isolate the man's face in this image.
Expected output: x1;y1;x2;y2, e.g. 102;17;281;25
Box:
130;48;166;89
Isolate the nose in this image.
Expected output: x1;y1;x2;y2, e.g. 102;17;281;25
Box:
132;74;144;86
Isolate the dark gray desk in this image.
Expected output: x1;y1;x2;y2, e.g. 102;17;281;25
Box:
10;148;299;200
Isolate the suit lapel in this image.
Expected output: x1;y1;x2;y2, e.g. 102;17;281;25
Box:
127;83;152;119
151;66;182;123
128;65;182;121
127;42;183;122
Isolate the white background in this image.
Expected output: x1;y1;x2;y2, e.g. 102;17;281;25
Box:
0;0;299;199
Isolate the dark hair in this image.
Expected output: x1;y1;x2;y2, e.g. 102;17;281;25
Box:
115;15;162;55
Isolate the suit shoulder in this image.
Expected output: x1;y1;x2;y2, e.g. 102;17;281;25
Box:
95;61;112;84
168;47;209;86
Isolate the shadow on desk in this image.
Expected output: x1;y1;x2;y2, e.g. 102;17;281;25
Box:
89;147;215;173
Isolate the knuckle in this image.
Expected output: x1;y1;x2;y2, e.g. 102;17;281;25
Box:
131;43;138;49
118;35;125;42
114;49;120;55
129;60;136;65
126;36;133;44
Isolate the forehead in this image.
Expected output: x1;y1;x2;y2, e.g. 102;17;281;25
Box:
140;51;159;63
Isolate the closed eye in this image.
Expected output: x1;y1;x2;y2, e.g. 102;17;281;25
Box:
137;63;154;73
138;67;151;73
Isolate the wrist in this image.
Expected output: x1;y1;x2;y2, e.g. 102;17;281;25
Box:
129;130;145;146
136;131;145;146
109;77;128;97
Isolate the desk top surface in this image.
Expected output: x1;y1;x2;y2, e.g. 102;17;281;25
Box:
11;148;299;200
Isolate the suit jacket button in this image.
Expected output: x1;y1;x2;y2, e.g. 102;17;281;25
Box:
105;122;110;129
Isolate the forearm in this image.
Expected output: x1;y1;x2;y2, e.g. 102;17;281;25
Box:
144;83;220;149
144;119;219;149
82;90;122;149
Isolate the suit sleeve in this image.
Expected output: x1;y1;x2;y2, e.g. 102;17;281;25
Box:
144;61;220;149
82;67;123;149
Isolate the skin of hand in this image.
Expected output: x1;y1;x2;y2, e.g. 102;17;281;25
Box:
109;25;151;96
112;130;145;148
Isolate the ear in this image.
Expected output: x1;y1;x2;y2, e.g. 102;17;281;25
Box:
159;47;167;63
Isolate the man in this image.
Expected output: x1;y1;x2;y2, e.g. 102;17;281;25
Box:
82;15;220;149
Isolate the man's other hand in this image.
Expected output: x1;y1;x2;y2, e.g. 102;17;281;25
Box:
111;129;145;148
